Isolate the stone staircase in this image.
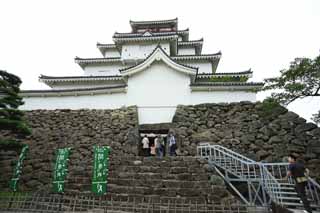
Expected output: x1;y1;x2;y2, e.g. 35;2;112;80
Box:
65;156;232;203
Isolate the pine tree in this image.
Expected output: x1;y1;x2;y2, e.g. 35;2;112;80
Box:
0;70;31;147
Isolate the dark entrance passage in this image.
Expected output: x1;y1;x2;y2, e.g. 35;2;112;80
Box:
138;123;172;156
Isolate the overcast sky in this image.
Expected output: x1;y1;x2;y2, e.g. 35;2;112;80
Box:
0;0;319;121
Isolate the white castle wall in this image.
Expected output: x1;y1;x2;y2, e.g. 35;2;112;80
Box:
181;61;213;73
103;49;121;58
190;91;256;104
126;62;191;124
121;43;170;60
21;93;127;110
84;64;123;76
178;47;195;55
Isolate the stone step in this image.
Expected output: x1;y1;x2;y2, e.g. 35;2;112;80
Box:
107;178;211;188
102;193;209;203
108;172;209;181
106;184;218;197
109;165;199;174
110;157;202;167
66;178;212;189
65;182;229;199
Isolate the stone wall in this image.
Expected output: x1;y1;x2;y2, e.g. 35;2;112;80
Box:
1;102;319;192
171;102;320;180
0;106;139;191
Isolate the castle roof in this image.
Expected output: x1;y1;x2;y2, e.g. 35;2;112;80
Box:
74;57;123;69
113;34;178;43
178;39;203;55
130;18;178;26
120;45;198;76
190;82;264;91
172;53;221;61
113;29;189;41
21;85;127;97
130;18;178;32
39;75;124;83
196;70;253;79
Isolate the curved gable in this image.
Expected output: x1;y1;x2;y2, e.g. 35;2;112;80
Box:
120;46;198;76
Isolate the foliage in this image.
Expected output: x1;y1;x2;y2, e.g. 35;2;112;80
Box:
262;55;320;105
258;97;285;119
0;70;31;147
210;76;248;82
0;139;24;149
262;54;320;123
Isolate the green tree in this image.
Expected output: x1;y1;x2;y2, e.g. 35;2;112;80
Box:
0;70;31;147
262;54;320;122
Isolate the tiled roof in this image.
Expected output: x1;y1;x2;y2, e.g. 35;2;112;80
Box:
96;43;117;48
191;82;264;87
178;39;204;55
39;75;123;83
75;57;122;64
20;85;127;97
178;39;203;46
172;53;221;61
113;35;178;43
39;75;123;80
196;70;253;78
74;57;123;69
113;29;189;38
130;18;178;26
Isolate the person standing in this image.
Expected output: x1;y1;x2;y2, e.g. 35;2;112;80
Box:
155;135;164;157
141;135;149;157
286;154;312;213
168;132;177;156
150;144;156;156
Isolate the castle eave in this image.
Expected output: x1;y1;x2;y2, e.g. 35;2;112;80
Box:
39;75;124;83
190;82;264;92
20;85;127;97
196;70;253;79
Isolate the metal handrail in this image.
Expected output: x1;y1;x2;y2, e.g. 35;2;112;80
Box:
198;144;320;209
197;144;288;206
263;162;320;205
259;164;283;204
213;145;256;163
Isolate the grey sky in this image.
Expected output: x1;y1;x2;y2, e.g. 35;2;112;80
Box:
0;0;319;121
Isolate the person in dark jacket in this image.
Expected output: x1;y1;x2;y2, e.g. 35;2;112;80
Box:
286;154;312;213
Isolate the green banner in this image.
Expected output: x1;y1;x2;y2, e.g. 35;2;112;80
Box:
92;146;110;195
52;148;71;193
9;144;29;192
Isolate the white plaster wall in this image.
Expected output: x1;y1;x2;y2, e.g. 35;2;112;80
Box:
121;43;170;60
178;47;195;55
137;107;177;125
181;61;212;74
126;61;191;124
84;64;123;76
104;49;121;58
190;91;256;104
20;93;126;110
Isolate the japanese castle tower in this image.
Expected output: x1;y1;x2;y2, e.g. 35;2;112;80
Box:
21;18;263;124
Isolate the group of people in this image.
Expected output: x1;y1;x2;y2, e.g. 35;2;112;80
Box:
141;132;177;157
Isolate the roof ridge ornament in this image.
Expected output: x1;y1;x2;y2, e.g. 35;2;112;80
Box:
142;31;153;36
